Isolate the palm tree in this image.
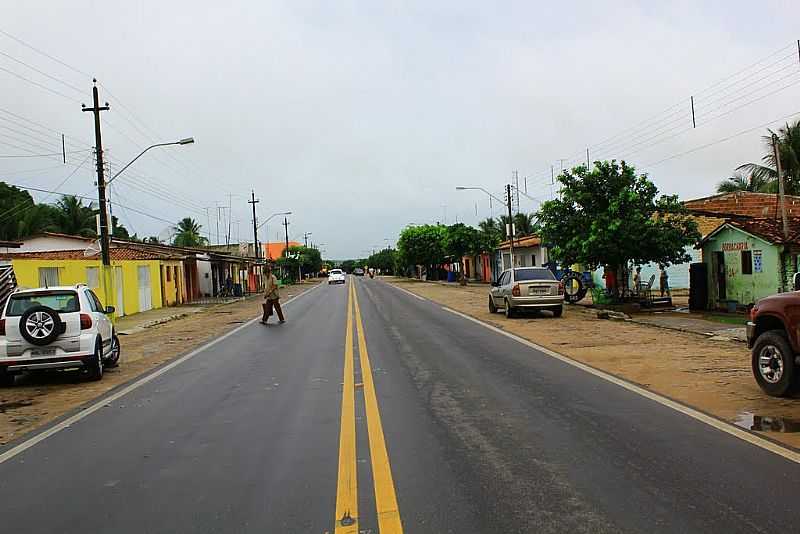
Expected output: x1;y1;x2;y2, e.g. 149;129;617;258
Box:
716;171;773;193
498;213;537;238
172;217;207;247
737;120;800;195
55;195;97;237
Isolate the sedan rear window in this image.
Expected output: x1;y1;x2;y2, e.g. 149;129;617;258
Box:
330;269;343;275
514;269;556;281
5;291;80;316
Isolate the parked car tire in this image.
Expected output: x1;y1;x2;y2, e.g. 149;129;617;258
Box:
489;296;497;314
86;339;104;381
562;272;587;304
104;334;121;368
504;299;515;319
18;305;63;346
751;330;797;397
0;368;15;387
551;306;563;318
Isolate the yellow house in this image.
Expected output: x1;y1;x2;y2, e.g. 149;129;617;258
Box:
2;247;179;318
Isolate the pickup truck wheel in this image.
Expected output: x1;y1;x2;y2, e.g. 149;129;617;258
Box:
489;296;498;313
86;340;104;381
504;299;515;319
752;330;797;397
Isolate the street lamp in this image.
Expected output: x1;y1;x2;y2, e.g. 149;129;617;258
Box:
256;211;292;259
107;138;194;185
455;186;505;205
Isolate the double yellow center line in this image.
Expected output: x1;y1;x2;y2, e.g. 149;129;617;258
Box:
334;279;403;533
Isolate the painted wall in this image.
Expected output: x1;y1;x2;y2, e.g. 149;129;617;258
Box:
160;261;184;306
590;246;700;291
10;258;163;317
702;226;781;307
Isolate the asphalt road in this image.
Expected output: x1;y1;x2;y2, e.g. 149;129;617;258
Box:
1;276;800;533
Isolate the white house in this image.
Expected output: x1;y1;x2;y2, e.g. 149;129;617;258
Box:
8;232;95;254
497;236;548;271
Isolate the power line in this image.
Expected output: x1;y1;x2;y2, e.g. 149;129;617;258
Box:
0;27;93;80
0;64;80;102
0;48;85;95
0;149;90;158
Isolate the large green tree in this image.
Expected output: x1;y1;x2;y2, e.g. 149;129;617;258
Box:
396;224;447;275
736;120;800;195
172;217;207;247
276;245;323;280
367;248;397;274
537;160;699;280
55;195;97;237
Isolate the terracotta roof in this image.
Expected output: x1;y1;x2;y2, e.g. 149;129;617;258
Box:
684;192;800;218
690;215;727;238
701;217;800;246
263;241;302;259
1;246;179;261
498;235;542;249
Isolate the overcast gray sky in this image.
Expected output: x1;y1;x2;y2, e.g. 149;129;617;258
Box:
3;1;800;258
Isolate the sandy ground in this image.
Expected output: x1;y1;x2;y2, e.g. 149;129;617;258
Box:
0;282;320;446
385;277;800;450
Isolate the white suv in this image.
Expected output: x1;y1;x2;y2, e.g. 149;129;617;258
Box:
0;285;120;386
328;269;346;284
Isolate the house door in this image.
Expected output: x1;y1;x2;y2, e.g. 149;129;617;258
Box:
114;267;125;317
714;251;726;300
138;266;152;312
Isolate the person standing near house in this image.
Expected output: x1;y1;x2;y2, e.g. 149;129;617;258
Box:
633;266;642;295
659;264;671;297
262;264;285;324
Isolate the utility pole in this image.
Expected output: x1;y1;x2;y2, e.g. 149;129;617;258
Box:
774;134;789;240
248;191;260;259
506;183;514;272
304;232;312;248
514;170;520;214
226;193;233;246
283;217;290;255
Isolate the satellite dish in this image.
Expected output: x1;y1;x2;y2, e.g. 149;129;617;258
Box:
83;239;101;257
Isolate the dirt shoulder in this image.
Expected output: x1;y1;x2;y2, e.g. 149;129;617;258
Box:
385;277;800;450
0;281;320;446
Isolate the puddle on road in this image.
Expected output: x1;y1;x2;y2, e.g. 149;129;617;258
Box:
734;412;800;433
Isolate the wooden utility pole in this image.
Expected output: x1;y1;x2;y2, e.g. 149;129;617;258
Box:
506;183;514;273
774;134;789;239
248;191;260;259
283;217;290;256
82;80;110;266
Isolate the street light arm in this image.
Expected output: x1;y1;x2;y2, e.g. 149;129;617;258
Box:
107;138;194;185
455;186;506;205
256;211;292;230
511;186;543;205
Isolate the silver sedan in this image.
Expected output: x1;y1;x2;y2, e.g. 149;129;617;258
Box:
489;267;563;318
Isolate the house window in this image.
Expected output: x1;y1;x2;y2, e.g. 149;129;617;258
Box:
166;266;172;282
86;267;99;289
531;254;536;266
38;267;60;287
741;250;753;275
753;250;762;273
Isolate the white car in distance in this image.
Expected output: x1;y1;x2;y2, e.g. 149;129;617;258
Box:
328;269;346;285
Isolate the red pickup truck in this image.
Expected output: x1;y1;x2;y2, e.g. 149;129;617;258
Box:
747;274;800;396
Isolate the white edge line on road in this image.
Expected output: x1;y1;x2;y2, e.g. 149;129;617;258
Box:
0;283;324;465
437;305;800;465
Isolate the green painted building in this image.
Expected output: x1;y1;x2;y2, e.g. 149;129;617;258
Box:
699;218;800;309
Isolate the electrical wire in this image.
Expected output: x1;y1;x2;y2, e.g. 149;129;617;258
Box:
0;64;80;103
0;149;90;158
0;49;85;95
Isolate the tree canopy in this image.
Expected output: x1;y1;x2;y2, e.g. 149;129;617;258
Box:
366;248;397;274
276;245;323;281
172;217;207;247
537;160;699;271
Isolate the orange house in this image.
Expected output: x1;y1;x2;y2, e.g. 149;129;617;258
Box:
262;241;302;260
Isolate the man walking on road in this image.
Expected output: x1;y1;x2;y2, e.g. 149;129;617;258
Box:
262;264;285;324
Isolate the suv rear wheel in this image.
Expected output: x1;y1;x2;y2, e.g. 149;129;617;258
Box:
752;330;797;397
86;339;104;381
